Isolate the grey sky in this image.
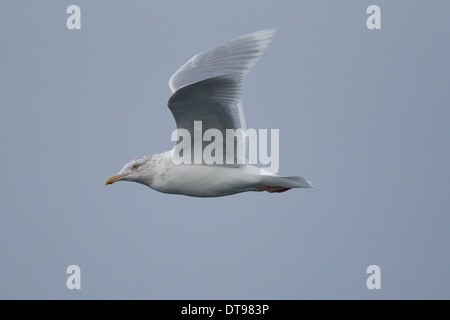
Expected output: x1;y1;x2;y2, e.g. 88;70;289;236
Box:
1;1;449;299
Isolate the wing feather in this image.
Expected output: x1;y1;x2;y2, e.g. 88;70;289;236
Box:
168;29;276;93
167;29;276;166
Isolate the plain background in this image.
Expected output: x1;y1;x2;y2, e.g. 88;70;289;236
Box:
1;1;449;299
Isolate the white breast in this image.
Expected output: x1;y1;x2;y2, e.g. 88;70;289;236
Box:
151;158;261;197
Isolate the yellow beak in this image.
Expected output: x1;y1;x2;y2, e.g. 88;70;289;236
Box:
105;173;128;185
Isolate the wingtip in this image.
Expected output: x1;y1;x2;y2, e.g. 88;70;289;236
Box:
251;28;277;37
248;28;276;44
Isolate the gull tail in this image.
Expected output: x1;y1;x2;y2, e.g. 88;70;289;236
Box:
258;175;313;193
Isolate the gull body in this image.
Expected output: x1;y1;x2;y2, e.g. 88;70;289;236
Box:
107;151;311;197
105;29;312;197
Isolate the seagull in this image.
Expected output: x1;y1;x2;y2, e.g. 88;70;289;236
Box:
105;29;312;197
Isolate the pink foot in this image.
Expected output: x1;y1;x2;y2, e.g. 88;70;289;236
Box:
259;186;291;193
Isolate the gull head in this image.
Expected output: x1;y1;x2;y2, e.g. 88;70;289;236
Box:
105;156;155;187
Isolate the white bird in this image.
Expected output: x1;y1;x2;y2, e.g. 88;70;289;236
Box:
105;29;312;197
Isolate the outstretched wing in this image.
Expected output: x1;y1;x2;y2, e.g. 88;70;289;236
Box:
167;29;275;166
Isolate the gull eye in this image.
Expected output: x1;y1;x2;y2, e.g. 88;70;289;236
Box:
132;164;139;170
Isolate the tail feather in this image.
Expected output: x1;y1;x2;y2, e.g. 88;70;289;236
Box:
259;175;313;190
283;176;314;188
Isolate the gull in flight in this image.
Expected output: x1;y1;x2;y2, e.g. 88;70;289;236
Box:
105;29;312;197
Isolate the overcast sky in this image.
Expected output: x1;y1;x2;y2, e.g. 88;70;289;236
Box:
1;1;449;299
